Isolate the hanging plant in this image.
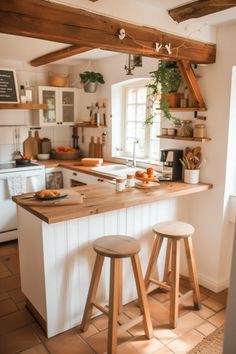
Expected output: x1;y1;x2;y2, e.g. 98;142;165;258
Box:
79;71;105;93
145;60;182;125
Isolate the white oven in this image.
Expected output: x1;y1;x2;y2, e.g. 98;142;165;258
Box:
0;163;45;242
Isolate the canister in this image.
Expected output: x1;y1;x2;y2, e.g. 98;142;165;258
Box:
193;124;206;138
126;174;135;187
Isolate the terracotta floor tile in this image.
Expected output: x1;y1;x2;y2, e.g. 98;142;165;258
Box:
153;324;178;345
0;271;11;278
2;253;20;274
147;297;169;324
173;312;204;336
202;297;225;312
116;341;140;354
196;322;217;336
0;242;18;257
18;343;48;354
0;297;18;317
17;301;27;310
129;335;164;354
30;323;48;343
91;314;108;331
8;287;25;303
123;301;142;319
151;290;170;303
86;328;131;354
0;292;9;301
194;304;215;319
167;329;204;354
77;323;99;339
0;325;41;354
0;308;34;335
208;310;226;327
128;320;154;337
45;329;94;354
0;259;8;272
0;274;20;293
153;347;175;354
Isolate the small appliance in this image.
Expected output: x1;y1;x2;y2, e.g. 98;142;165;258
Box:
159;149;183;181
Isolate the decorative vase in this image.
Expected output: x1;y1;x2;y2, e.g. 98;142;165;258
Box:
83;81;98;93
184;169;200;184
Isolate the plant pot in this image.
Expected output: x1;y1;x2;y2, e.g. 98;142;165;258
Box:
83;82;98;93
166;93;183;108
184;169;200;184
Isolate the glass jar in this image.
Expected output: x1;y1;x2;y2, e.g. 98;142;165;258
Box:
179;120;193;137
116;178;126;191
193;124;206;138
126;174;135;187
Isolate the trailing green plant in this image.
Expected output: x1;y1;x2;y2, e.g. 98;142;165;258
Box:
80;71;105;84
145;60;182;125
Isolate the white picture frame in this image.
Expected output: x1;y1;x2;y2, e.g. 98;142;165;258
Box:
0;68;19;103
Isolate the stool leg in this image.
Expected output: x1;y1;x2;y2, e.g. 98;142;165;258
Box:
81;254;104;332
144;235;163;289
184;237;201;310
163;239;172;285
131;255;153;339
117;259;123;315
108;258;120;354
170;239;180;328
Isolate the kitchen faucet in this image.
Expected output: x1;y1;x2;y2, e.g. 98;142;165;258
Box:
132;138;139;167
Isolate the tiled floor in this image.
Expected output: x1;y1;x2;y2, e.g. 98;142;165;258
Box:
0;241;227;354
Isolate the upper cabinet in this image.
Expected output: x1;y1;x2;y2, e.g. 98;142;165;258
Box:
33;86;78;127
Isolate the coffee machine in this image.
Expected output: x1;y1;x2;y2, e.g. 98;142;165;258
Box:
159;149;183;181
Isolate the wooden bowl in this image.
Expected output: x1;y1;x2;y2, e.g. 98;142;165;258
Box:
51;151;80;160
135;176;158;184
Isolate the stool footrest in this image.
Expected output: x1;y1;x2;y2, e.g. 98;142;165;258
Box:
93;302;109;316
149;278;171;292
118;315;143;334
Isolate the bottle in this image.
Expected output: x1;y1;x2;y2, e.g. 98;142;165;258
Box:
25;81;33;103
20;85;26;103
184;86;189;107
34;131;42;154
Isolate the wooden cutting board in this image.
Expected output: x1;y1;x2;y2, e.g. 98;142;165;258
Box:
23;131;38;158
89;136;95;157
17;189;84;207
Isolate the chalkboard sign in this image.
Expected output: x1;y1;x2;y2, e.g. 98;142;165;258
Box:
0;68;19;103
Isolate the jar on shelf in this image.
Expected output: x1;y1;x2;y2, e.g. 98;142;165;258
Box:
178;120;193;137
193;124;207;138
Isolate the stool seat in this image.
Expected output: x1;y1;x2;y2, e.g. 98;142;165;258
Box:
153;221;194;239
93;235;141;258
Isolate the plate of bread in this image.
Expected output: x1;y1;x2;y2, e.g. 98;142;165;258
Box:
34;189;68;201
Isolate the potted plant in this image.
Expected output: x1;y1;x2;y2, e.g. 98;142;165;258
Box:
146;60;182;125
79;71;105;93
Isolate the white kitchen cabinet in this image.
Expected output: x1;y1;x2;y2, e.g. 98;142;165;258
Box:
62;168;106;188
33;86;78;127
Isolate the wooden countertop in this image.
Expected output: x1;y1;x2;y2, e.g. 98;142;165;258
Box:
13;182;212;224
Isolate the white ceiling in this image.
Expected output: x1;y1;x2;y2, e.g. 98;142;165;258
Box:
1;0;236;66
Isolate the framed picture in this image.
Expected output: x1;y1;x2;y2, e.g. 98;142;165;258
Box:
0;68;19;103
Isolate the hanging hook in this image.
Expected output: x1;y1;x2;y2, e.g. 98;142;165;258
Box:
155;43;162;52
165;43;172;55
118;28;126;40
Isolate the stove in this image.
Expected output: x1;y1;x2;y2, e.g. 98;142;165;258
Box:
0;162;44;173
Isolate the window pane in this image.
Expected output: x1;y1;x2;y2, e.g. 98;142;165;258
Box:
151;123;160;138
137;87;147;103
127;122;136;137
126;138;134;154
127;89;136;104
137;123;145;140
127;105;136;121
150;140;160;159
136;140;145;157
137;105;146;122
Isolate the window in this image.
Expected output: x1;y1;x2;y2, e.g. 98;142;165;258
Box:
123;81;161;161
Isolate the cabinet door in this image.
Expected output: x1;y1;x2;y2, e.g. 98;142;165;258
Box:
39;87;58;126
60;88;77;125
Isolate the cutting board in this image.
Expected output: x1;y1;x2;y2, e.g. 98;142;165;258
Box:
17;189;84;207
89;136;95;157
81;158;103;167
23;131;38;158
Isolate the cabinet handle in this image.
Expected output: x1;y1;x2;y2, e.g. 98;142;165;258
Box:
97;178;104;182
73;172;77;176
57;122;59;125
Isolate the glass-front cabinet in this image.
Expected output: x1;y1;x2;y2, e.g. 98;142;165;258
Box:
33;86;78;126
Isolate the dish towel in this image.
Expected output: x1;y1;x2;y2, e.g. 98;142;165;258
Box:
7;175;27;196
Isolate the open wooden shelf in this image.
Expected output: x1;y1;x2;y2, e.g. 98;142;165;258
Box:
157;135;211;142
156;107;207;112
0;103;48;110
74;122;107;128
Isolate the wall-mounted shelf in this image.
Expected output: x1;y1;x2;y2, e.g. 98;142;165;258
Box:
0;103;47;110
157;135;211;142
156;107;207;112
74;122;107;128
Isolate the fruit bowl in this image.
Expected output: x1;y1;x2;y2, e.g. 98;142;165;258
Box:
51;151;80;160
135;175;158;184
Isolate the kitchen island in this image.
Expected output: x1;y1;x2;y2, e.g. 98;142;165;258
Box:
14;182;212;337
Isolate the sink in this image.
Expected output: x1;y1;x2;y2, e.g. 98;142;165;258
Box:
91;164;139;177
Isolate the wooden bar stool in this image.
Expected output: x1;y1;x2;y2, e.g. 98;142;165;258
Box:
81;235;153;354
144;221;201;328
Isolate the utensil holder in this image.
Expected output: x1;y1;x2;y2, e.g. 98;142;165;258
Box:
184;169;200;184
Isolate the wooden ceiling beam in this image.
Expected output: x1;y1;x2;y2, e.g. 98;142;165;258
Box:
169;0;236;23
30;45;94;66
0;0;216;64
